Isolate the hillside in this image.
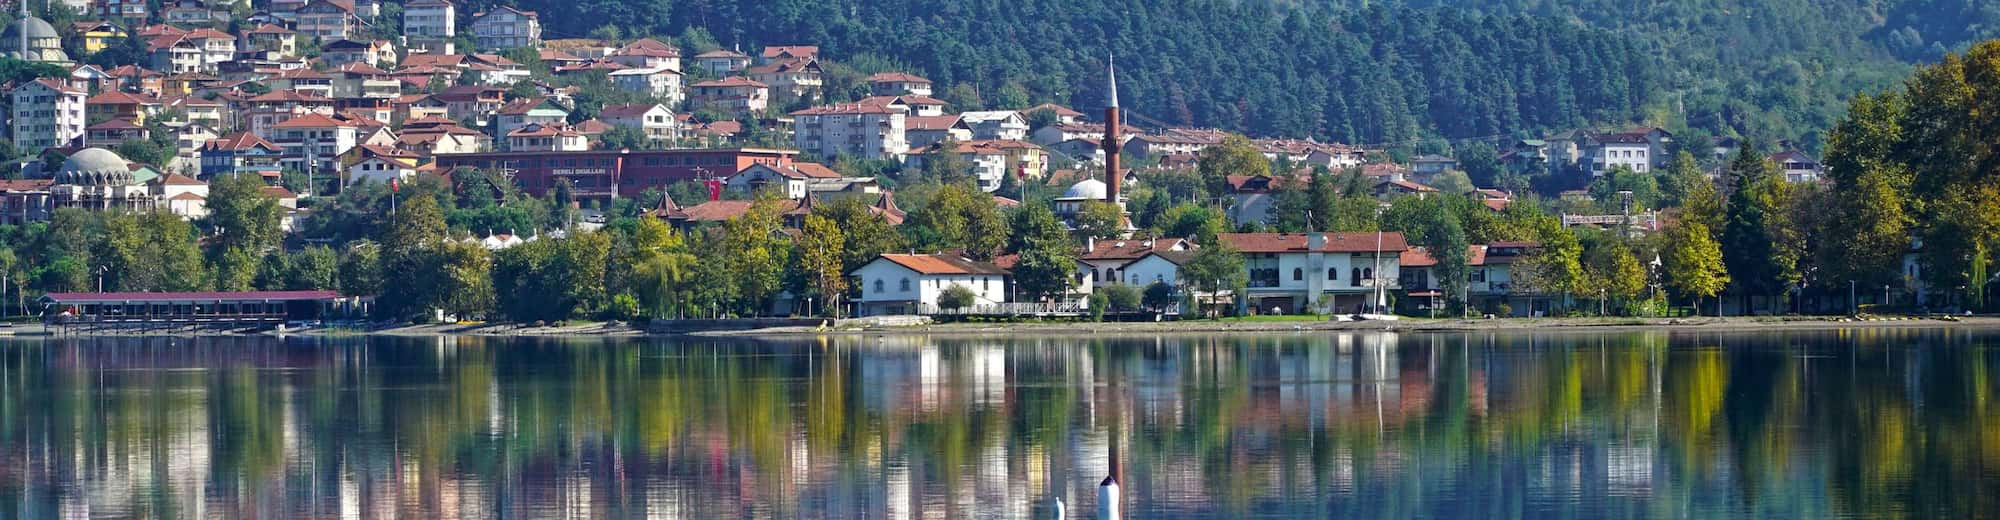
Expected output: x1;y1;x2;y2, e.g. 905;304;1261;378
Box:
463;0;2000;149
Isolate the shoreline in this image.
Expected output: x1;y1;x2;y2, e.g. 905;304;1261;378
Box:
15;314;2000;340
9;315;1998;339
701;315;2000;338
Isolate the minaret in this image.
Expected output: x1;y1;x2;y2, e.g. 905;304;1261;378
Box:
1101;57;1121;206
18;0;29;63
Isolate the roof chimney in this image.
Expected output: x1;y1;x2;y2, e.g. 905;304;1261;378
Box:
1086;236;1096;253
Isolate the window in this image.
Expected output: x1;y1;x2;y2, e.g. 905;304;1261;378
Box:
1350;268;1362;286
1292;268;1302;281
1327;268;1338;281
1471;269;1486;282
1363;268;1374;280
899;278;910;291
873;279;883;294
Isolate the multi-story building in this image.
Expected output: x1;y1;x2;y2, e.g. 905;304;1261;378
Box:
608;67;683;103
866;72;931;97
597;104;677;143
432;147;799;203
1218;232;1410;315
241;90;337;136
146;35;206;74
242;24;300;57
958;111;1029;141
689;77;768;115
295;0;361;41
402;0;455;41
270;113;362;174
469;6;540;50
1398;241;1541;316
200;132;283;179
849;254;1011;316
504;123;588;152
8;79;88;153
904;139;1045;193
70;21;128;54
95;0;150;25
493;97;569;147
1771;149;1823;183
609;38;680;71
746;58;821;100
790;103;907;161
86;90;162;125
692;49;750;76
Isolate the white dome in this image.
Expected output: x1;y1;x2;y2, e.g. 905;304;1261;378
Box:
1060;178;1107;200
56;148;134;186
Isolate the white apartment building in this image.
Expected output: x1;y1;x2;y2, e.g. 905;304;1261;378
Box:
790;103;908;161
8;79;88;154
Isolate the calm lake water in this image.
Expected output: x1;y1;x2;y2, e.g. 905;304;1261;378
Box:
1;329;1996;518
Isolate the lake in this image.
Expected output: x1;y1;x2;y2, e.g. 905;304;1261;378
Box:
0;329;1995;518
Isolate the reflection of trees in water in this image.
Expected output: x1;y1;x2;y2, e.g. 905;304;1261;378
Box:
0;329;1998;516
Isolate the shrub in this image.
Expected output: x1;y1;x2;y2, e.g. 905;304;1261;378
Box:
939;284;976;310
1102;284;1142;312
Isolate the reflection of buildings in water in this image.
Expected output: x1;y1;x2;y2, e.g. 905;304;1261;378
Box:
1605;442;1654;496
885;457;911;520
968;344;1006;407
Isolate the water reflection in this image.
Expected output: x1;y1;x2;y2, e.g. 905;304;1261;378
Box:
1;329;1996;518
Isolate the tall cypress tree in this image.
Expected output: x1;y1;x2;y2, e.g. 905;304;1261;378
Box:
1720;145;1782;312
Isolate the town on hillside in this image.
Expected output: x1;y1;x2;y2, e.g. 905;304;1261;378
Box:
0;0;1975;326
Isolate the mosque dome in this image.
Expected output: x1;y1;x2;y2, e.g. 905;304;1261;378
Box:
2;16;71;63
56;148;135;187
1060;178;1107;200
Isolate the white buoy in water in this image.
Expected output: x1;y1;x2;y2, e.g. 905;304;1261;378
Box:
1052;497;1065;520
1097;476;1121;520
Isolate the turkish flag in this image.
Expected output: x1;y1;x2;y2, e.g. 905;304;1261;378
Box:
390;178;400;193
705;179;722;201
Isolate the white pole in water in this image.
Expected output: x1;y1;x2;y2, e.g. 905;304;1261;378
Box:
1052;497;1065;520
1097;476;1121;520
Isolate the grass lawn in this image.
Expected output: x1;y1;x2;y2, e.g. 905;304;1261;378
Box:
1212;314;1332;323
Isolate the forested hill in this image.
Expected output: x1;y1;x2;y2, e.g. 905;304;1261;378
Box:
478;0;1996;147
483;0;1656;145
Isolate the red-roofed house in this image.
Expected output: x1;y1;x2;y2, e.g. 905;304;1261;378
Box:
849;253;1011;316
689;77;768;115
1218;232;1411;314
596;103;677;143
723;161;870;200
201;132;284;178
469;6;540;49
867;72;932;96
1397;241;1542;316
296;0;362;40
693;49;751;76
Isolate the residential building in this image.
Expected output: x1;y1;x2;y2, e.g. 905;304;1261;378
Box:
330;62;401;99
689;77;769;115
1026;103;1085;125
94;0;149;25
469;6;540;50
493;97;569;147
8;79;88;153
1217;232;1410;315
402;0;455;50
1411;154;1457;176
1585;131;1654;174
83;119;148;148
724;161;848;199
70;22;128;54
905;139;1045;193
395;116;489;157
692;49;750;76
849;254;1011;316
1125;132;1214;158
241;23;299;57
431;147;798;202
1221;174;1305;225
746;58;821;100
958;110;1028;141
146;35;205;73
339;144;421;186
905;115;970;151
200;132;284;179
86;90;162;125
760;45;817;62
790;103;908;161
609;38;681;71
321;39;396;68
867;72;932;96
270;113;362;173
1771;149;1822;183
1029;121;1140;146
1399;241;1541;316
1079;238;1196;291
504;123;588;152
430;84;507;125
856;94;945;117
295;0;361;41
608;67;683;103
597;103;677;143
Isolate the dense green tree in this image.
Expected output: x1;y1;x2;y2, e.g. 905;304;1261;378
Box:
1158;203;1226;245
797;214;847;316
1719;146;1791;308
97;211;204;292
1072;200;1125;241
1181;242;1247;318
1196;134;1270;196
1008;203;1078;302
904;183;1005;260
1663;221;1729;314
204;173;283;291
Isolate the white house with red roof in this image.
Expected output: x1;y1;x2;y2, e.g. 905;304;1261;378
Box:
1218;232;1411;315
469;6;540;50
596;103;678;142
725;162;851;200
692;49;751;76
849;253;1011;316
866;72;932;97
